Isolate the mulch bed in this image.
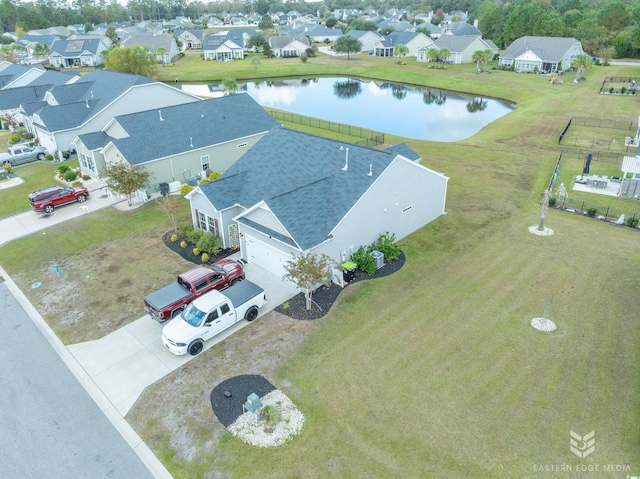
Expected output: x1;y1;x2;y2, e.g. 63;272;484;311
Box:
161;230;238;265
160;230;406;322
210;375;276;427
274;252;406;321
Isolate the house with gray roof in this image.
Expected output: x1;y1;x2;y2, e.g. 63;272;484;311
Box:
48;37;109;68
499;36;584;73
269;35;310;57
73;94;278;188
173;28;205;50
203;34;244;60
441;21;482;37
186;126;448;279
374;31;435;57
418;35;494;64
26;69;200;154
291;25;342;43
120;33;179;63
347;30;383;53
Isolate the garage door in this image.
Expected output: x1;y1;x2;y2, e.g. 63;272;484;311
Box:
245;235;290;279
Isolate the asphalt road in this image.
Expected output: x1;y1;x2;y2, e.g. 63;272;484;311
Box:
0;281;155;479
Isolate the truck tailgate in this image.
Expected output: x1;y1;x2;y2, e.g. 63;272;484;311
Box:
144;282;190;310
223;280;265;308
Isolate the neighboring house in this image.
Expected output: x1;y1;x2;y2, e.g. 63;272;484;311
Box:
498;36;584;73
207;16;224;28
374;32;435;57
203;35;244;60
268;35;310;57
346;30;382;53
186;126;448;280
120;33;180;63
173;28;205;50
418;35;494;64
293;25;342;43
441;21;482;37
16;35;59;57
416;20;441;38
23;69;201;154
73;95;278;188
48;37;109;68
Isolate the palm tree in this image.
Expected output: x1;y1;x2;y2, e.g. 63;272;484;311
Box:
571;54;592;82
222;78;238;95
426;47;440;66
483;49;493;71
394;44;409;58
438;48;451;69
156;46;167;66
466;97;488;113
472;50;484;73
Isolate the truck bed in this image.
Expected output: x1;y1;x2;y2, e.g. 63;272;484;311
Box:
144;282;190;310
223;280;265;308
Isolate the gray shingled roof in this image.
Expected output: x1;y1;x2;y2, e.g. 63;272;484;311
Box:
445;22;481;36
0;84;51;110
0;63;32;88
110;94;278;165
500;36;581;62
269;35;310;49
49;38;104;57
120;34;175;53
199;127;417;250
77;130;113;150
434;35;480;52
383;143;421;162
33;70;155;131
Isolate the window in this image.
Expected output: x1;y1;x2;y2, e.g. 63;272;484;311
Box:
220;303;230;315
206;310;219;323
208;274;222;283
201;155;210;171
194;279;208;291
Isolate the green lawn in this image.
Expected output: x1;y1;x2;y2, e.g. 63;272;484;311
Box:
2;57;640;478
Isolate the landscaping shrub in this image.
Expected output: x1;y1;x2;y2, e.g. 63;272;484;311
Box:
209;171;221;180
196;231;222;255
193;247;200;256
58;164;70;173
179;184;193;194
548;196;557;207
300;54;308;63
201;252;210;263
82;174;91;181
180;240;187;248
171;233;178;242
199;178;210;184
260;405;282;430
178;224;193;237
45;154;53;161
621;86;627;94
587;207;598;217
186;227;204;245
9;133;20;143
627;216;639;228
609;87;614;93
372;232;401;261
351;245;376;274
63;170;77;182
71;180;83;186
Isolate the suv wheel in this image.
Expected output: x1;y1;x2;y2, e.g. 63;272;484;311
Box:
37;153;45;161
77;194;86;203
187;339;204;356
44;205;54;214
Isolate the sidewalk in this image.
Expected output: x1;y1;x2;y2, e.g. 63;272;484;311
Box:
0;181;126;246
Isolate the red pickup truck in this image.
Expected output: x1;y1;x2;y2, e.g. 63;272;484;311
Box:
144;259;245;322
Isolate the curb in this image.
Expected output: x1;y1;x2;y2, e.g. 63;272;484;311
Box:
0;266;174;479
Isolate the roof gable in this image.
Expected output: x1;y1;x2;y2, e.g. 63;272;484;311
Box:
500;36;582;62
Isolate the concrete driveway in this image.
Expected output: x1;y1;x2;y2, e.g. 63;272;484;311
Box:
67;262;299;415
0;180;125;246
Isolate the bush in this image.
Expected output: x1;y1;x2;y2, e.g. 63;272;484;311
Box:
548;196;557;206
180;240;187;248
63;170;78;182
196;231;222;255
201;252;210;263
609;87;614;93
171;234;178;242
199;178;210;184
186;227;204;245
209;171;221;180
587;207;598;217
351;245;376;274
179;184;193;194
58;164;70;173
626;216;639;228
193;247;200;256
9;133;20;143
45;154;53;161
372;232;401;261
260;405;282;429
82;174;91;181
71;180;83;186
300;54;308;63
621;86;627;94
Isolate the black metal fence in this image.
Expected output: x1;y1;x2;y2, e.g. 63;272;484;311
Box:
567;116;637;130
556;196;639;225
561;147;629;165
267;109;385;146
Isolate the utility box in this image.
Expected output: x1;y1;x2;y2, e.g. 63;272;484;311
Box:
370;250;384;270
187;176;199;187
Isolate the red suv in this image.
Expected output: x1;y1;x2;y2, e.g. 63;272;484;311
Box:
29;185;89;214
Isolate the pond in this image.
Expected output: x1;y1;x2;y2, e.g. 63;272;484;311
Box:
179;77;515;142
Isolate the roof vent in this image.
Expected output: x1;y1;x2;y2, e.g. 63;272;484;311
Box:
368;164;373;176
158;110;164;121
90;90;93;98
340;146;349;171
190;136;193;148
85;100;90;108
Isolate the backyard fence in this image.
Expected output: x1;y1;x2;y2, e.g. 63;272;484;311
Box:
558;136;637;154
555;196;639;225
561;148;629;165
558;119;571;144
267;109;385;147
567;116;637;130
548;150;563;190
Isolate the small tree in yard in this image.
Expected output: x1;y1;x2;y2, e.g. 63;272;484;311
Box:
283;252;334;310
156;194;183;233
102;162;152;206
333;35;362;59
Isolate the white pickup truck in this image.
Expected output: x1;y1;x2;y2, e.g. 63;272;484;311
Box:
161;280;266;356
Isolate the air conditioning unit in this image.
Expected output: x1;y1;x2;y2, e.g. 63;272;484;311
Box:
370;250;384;270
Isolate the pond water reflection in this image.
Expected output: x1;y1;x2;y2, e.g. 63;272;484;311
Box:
180;77;515;142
